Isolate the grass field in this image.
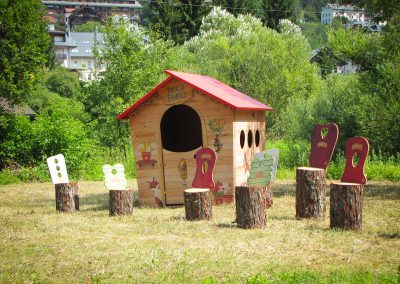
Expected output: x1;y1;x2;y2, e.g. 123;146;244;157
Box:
0;180;399;283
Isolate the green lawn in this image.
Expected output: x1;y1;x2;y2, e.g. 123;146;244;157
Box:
0;180;399;283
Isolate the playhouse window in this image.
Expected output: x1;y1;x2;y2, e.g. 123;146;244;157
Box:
161;104;202;152
255;130;260;147
247;130;253;148
240;130;245;149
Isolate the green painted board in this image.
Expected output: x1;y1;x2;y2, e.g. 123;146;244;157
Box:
247;153;274;187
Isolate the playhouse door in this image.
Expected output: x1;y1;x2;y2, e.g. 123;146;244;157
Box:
162;148;201;204
160;105;203;205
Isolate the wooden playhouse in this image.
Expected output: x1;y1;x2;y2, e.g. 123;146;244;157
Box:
118;70;272;207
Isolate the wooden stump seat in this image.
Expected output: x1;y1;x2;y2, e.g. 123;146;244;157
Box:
295;123;338;219
330;182;363;230
184;188;212;221
329;136;369;230
295;167;326;219
109;190;134;216
55;182;79;212
235;186;268;229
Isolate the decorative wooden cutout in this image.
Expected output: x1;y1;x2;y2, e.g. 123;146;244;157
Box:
247;152;274;187
309;123;339;170
179;158;188;185
208;119;225;153
136;141;157;168
102;163;128;190
212;180;233;204
46;154;69;184
192;148;216;190
148;177;164;208
265;148;279;183
341;136;369;185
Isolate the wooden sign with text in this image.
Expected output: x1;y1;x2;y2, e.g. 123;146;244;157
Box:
160;81;193;105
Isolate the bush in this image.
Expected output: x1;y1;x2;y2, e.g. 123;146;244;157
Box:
266;139;400;182
266;139;310;169
0;144;136;185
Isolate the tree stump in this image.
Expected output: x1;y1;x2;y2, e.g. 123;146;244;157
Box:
266;183;273;209
235;186;268;229
330;182;363;230
296;167;326;219
184;188;212;221
70;182;80;210
55;182;79;212
109;190;134;216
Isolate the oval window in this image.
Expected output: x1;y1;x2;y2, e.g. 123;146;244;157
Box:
240;130;245;149
247;130;253;148
255;130;260;147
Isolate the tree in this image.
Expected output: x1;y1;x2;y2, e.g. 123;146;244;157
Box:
0;0;51;105
325;4;400;155
82;21;172;152
72;21;105;33
172;8;320;127
45;68;82;99
260;0;298;30
310;47;342;78
142;0;212;44
212;0;262;17
278;74;364;152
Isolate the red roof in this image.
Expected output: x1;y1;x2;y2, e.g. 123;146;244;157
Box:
117;70;273;119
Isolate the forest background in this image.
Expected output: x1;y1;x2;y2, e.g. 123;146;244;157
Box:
0;0;399;184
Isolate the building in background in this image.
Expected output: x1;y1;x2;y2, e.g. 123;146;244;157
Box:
69;31;105;81
42;0;142;24
321;4;364;25
49;24;105;82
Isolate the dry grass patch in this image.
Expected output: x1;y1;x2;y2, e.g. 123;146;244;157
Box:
0;180;399;283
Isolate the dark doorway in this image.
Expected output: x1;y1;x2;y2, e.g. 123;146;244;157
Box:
161;105;202;152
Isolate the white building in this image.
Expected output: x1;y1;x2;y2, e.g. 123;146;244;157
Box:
49;25;104;81
321;4;365;25
333;60;358;74
68;32;105;81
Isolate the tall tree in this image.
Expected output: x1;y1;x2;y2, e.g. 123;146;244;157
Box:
172;8;320;127
0;0;51;105
141;0;212;44
261;0;298;30
84;21;172;152
326;1;400;154
212;0;263;17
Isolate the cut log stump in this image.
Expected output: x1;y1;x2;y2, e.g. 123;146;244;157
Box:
266;184;273;209
184;188;212;221
55;182;79;212
296;167;326;219
235;186;268;229
70;182;79;210
330;182;363;230
109;190;134;216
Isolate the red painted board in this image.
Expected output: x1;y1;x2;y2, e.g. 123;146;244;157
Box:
192;148;216;190
341;136;369;185
309;123;339;170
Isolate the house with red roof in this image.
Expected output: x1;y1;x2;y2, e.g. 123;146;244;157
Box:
118;70;273;207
